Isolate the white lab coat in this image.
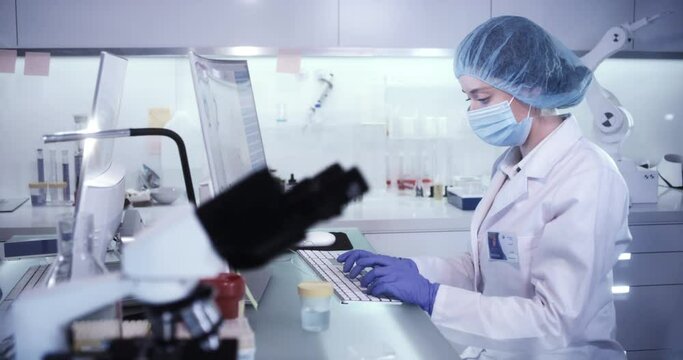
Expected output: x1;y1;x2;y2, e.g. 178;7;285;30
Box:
412;115;632;359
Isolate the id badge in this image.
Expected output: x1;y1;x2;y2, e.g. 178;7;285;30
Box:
487;232;519;263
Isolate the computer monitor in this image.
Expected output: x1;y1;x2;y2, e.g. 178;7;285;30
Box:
70;52;128;279
188;52;267;197
188;52;271;304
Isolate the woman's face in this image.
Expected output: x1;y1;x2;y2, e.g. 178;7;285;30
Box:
458;75;532;123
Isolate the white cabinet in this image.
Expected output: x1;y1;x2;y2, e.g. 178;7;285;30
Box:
633;0;683;52
16;0;338;48
0;0;16;47
613;223;683;356
11;1;679;52
339;0;490;48
614;284;683;354
491;0;634;52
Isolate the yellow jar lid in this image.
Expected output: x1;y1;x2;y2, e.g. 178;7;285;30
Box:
297;281;333;298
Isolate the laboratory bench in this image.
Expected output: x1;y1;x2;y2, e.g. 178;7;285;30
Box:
0;227;459;359
244;227;458;359
2;188;683;358
3;187;680;234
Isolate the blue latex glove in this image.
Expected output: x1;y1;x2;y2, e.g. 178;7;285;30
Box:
337;250;415;279
337;250;440;314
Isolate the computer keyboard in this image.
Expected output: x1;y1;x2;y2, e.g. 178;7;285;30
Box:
297;250;401;304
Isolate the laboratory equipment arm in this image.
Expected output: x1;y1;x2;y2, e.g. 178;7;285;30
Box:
580;12;670;159
429;168;631;351
307;72;334;123
411;254;476;291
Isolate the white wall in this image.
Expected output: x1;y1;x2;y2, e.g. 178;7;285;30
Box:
1;56;682;199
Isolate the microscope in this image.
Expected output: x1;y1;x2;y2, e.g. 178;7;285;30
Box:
11;164;368;359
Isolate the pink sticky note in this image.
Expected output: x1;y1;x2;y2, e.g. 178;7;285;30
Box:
24;52;51;76
0;49;17;73
276;50;301;74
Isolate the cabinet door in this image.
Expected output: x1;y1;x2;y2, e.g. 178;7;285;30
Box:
626;350;677;360
340;0;490;48
628;224;683;253
17;0;338;48
0;0;16;47
633;0;683;52
614;284;683;351
492;0;634;52
613;252;683;286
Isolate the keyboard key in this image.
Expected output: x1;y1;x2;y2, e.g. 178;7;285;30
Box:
297;250;400;304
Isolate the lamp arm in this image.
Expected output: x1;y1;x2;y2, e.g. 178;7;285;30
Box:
129;128;196;206
44;127;197;206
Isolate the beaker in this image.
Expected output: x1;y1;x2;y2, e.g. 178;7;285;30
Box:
29;182;47;206
276;103;288;123
47;213;76;287
73;212;107;278
297;281;333;332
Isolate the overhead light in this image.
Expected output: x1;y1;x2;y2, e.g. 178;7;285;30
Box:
230;47;267;57
410;48;451;57
618;253;632;261
612;285;630;294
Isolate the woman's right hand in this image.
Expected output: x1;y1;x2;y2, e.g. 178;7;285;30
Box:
337;250;417;279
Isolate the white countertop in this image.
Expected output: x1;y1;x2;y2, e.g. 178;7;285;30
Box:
1;187;681;237
320;190;473;233
628;187;683;225
0;203;73;231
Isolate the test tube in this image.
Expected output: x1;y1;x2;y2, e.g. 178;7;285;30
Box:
73;114;87;200
62;150;70;202
74;149;82;198
36;149;45;182
384;153;391;190
48;149;59;203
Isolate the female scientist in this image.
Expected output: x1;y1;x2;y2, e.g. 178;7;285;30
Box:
338;16;632;359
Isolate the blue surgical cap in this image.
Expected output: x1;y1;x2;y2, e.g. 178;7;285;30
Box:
454;16;592;109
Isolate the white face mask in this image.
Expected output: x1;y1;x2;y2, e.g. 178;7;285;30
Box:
466;97;533;147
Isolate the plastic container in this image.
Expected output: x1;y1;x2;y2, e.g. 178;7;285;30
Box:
47;213;76;287
75;212;107;277
297;281;333;332
28;182;48;206
202;273;246;319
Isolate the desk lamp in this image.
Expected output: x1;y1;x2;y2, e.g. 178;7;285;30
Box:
44;128;197;206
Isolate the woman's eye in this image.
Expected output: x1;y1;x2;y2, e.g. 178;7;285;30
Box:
465;97;471;102
478;98;490;105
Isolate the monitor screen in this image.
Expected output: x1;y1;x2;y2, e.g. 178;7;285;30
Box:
70;52;127;279
80;52;128;183
189;53;267;196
